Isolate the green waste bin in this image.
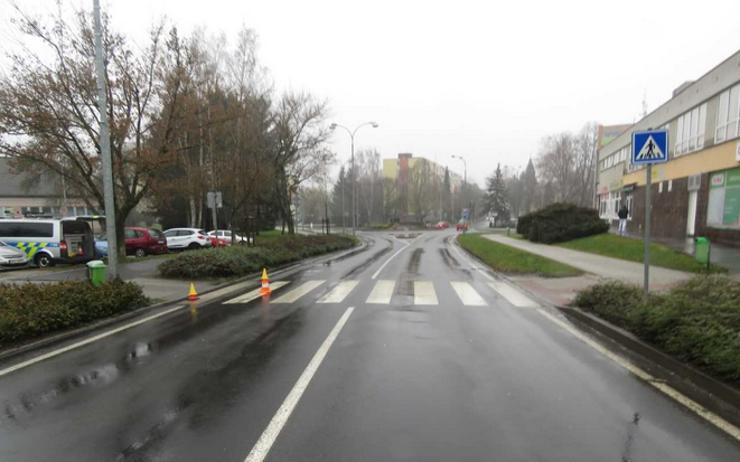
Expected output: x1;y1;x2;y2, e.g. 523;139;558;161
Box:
86;260;107;287
695;237;711;269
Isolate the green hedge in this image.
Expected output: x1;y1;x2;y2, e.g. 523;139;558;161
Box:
158;234;357;279
574;275;740;387
0;280;149;346
517;203;609;244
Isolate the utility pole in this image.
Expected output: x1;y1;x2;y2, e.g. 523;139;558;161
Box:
644;164;652;294
93;0;118;279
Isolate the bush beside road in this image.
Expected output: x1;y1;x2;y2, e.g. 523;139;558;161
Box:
516;203;609;244
574;275;740;388
458;233;583;278
158;233;357;279
0;280;149;347
558;233;726;274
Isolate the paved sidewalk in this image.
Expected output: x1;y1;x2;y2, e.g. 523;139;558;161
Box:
481;234;696;306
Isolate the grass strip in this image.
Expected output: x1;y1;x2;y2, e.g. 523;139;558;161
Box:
459;233;582;278
557;234;726;273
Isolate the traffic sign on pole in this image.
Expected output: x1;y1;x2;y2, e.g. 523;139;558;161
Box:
631;129;669;294
632;129;668;165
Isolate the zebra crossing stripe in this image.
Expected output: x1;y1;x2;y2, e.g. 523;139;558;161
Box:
318;280;359;304
271;280;325;304
450;281;486;306
413;281;438;305
488;281;539;308
366;280;395;304
224;281;290;304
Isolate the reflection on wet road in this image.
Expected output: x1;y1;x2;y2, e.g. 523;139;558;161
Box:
0;231;738;462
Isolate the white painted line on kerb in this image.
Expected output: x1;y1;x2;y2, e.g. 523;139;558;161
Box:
449;239;495;283
271;280;325;304
317;280;359;304
488;281;539;308
537;308;740;443
224;281;289;304
414;281;438;305
371;235;421;280
450;281;486;306
0;304;186;378
244;306;355;462
366;280;395;304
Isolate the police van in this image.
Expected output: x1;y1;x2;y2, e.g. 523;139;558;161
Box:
0;218;95;268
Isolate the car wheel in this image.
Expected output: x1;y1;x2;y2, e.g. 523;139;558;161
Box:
134;248;146;258
34;253;53;268
188;243;200;250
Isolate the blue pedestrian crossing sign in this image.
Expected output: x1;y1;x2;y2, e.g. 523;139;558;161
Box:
632;129;668;165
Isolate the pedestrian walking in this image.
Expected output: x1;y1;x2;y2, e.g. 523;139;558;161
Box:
617;204;629;236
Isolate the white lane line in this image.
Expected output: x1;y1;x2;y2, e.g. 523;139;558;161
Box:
450;281;487;306
537;308;740;442
366;280;395;304
0;304;186;378
371;234;422;280
224;281;290;304
244;307;355;462
271;280;325;304
488;281;539;308
414;281;438;305
317;280;359;304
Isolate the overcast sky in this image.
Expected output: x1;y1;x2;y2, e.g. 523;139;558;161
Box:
2;0;739;186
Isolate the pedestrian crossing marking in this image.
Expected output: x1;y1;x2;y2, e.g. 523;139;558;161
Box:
450;281;486;306
414;281;438;305
366;280;395;304
224;281;290;304
487;281;539;308
318;280;359;304
272;280;326;304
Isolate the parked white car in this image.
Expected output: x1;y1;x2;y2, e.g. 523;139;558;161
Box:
162;228;212;250
0;240;29;267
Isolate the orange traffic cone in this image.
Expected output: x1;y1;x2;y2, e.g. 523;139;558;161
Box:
187;282;199;301
260;268;271;296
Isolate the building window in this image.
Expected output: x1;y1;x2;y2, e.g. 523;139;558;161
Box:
675;103;707;155
625;192;633;219
716;83;740;143
707;167;740;228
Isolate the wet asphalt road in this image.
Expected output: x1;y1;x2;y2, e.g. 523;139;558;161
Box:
0;231;739;461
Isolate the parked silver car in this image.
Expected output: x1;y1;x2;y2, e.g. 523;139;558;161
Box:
0;240;29;267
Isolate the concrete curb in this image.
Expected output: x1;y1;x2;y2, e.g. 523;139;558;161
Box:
557;305;740;427
0;239;368;363
453;235;740;427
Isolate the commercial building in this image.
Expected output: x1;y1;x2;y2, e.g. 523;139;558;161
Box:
597;50;740;246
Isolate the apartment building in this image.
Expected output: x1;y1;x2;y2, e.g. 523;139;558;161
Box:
596;50;740;246
382;153;463;222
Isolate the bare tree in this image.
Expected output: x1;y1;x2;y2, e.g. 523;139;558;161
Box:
0;8;186;255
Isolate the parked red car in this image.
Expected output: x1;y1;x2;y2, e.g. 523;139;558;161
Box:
124;227;169;257
434;221;450;229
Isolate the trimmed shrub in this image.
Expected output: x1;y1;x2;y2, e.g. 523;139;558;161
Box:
158;234;356;279
517;203;609;244
574;275;740;387
0;280;149;346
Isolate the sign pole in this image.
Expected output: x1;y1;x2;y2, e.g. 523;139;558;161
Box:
644;164;651;294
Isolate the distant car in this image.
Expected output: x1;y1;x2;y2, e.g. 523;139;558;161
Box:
163;228;212;250
124;227;168;257
207;229;248;246
0;240;29;267
434;221;449;229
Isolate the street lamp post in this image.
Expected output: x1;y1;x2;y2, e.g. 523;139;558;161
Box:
330;121;379;235
451;154;468;216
